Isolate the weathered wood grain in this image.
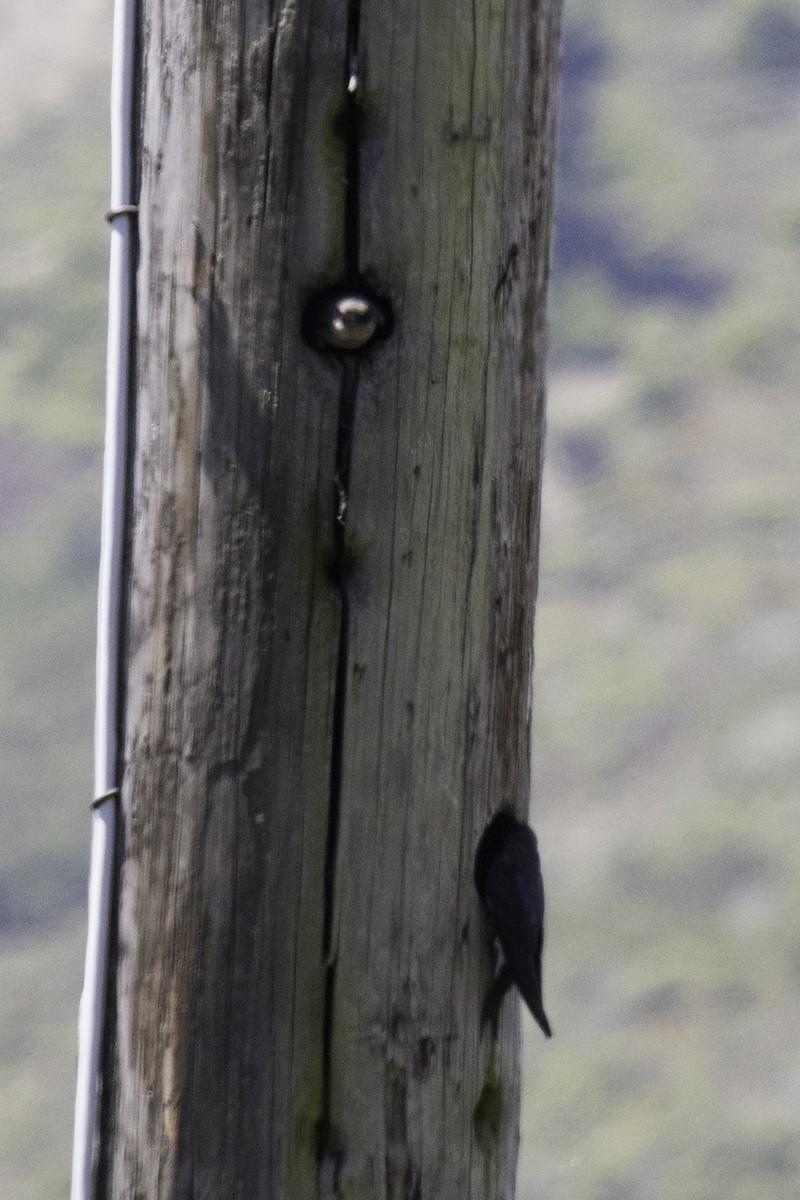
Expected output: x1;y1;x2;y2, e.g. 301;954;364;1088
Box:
329;4;560;1197
98;0;561;1197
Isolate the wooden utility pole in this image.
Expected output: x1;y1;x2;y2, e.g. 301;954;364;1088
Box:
98;0;561;1197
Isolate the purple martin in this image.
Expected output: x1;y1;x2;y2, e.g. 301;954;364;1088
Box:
474;808;552;1039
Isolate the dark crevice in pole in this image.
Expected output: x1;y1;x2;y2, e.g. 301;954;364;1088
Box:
318;354;358;1178
316;6;365;1191
306;4;392;1188
343;0;361;282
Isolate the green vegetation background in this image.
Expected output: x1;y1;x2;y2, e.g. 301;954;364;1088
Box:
1;0;799;1195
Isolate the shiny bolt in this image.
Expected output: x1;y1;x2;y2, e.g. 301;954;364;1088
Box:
303;285;390;353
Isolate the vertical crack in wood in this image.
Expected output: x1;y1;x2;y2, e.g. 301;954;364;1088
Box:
318;353;359;1194
343;0;362;282
318;0;365;1159
318;2;367;1191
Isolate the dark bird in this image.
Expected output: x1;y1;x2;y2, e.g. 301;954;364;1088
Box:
474;808;552;1038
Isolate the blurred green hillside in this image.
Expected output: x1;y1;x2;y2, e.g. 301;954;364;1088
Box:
521;1;800;1196
0;0;110;1193
1;0;799;1197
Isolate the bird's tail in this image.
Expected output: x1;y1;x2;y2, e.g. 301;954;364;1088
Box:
519;975;552;1038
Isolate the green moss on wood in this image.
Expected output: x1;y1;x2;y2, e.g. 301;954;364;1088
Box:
473;1071;504;1157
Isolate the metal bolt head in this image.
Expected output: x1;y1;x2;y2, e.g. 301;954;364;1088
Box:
303;285;390;353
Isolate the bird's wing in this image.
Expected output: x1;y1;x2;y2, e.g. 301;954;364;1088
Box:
483;829;550;1034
